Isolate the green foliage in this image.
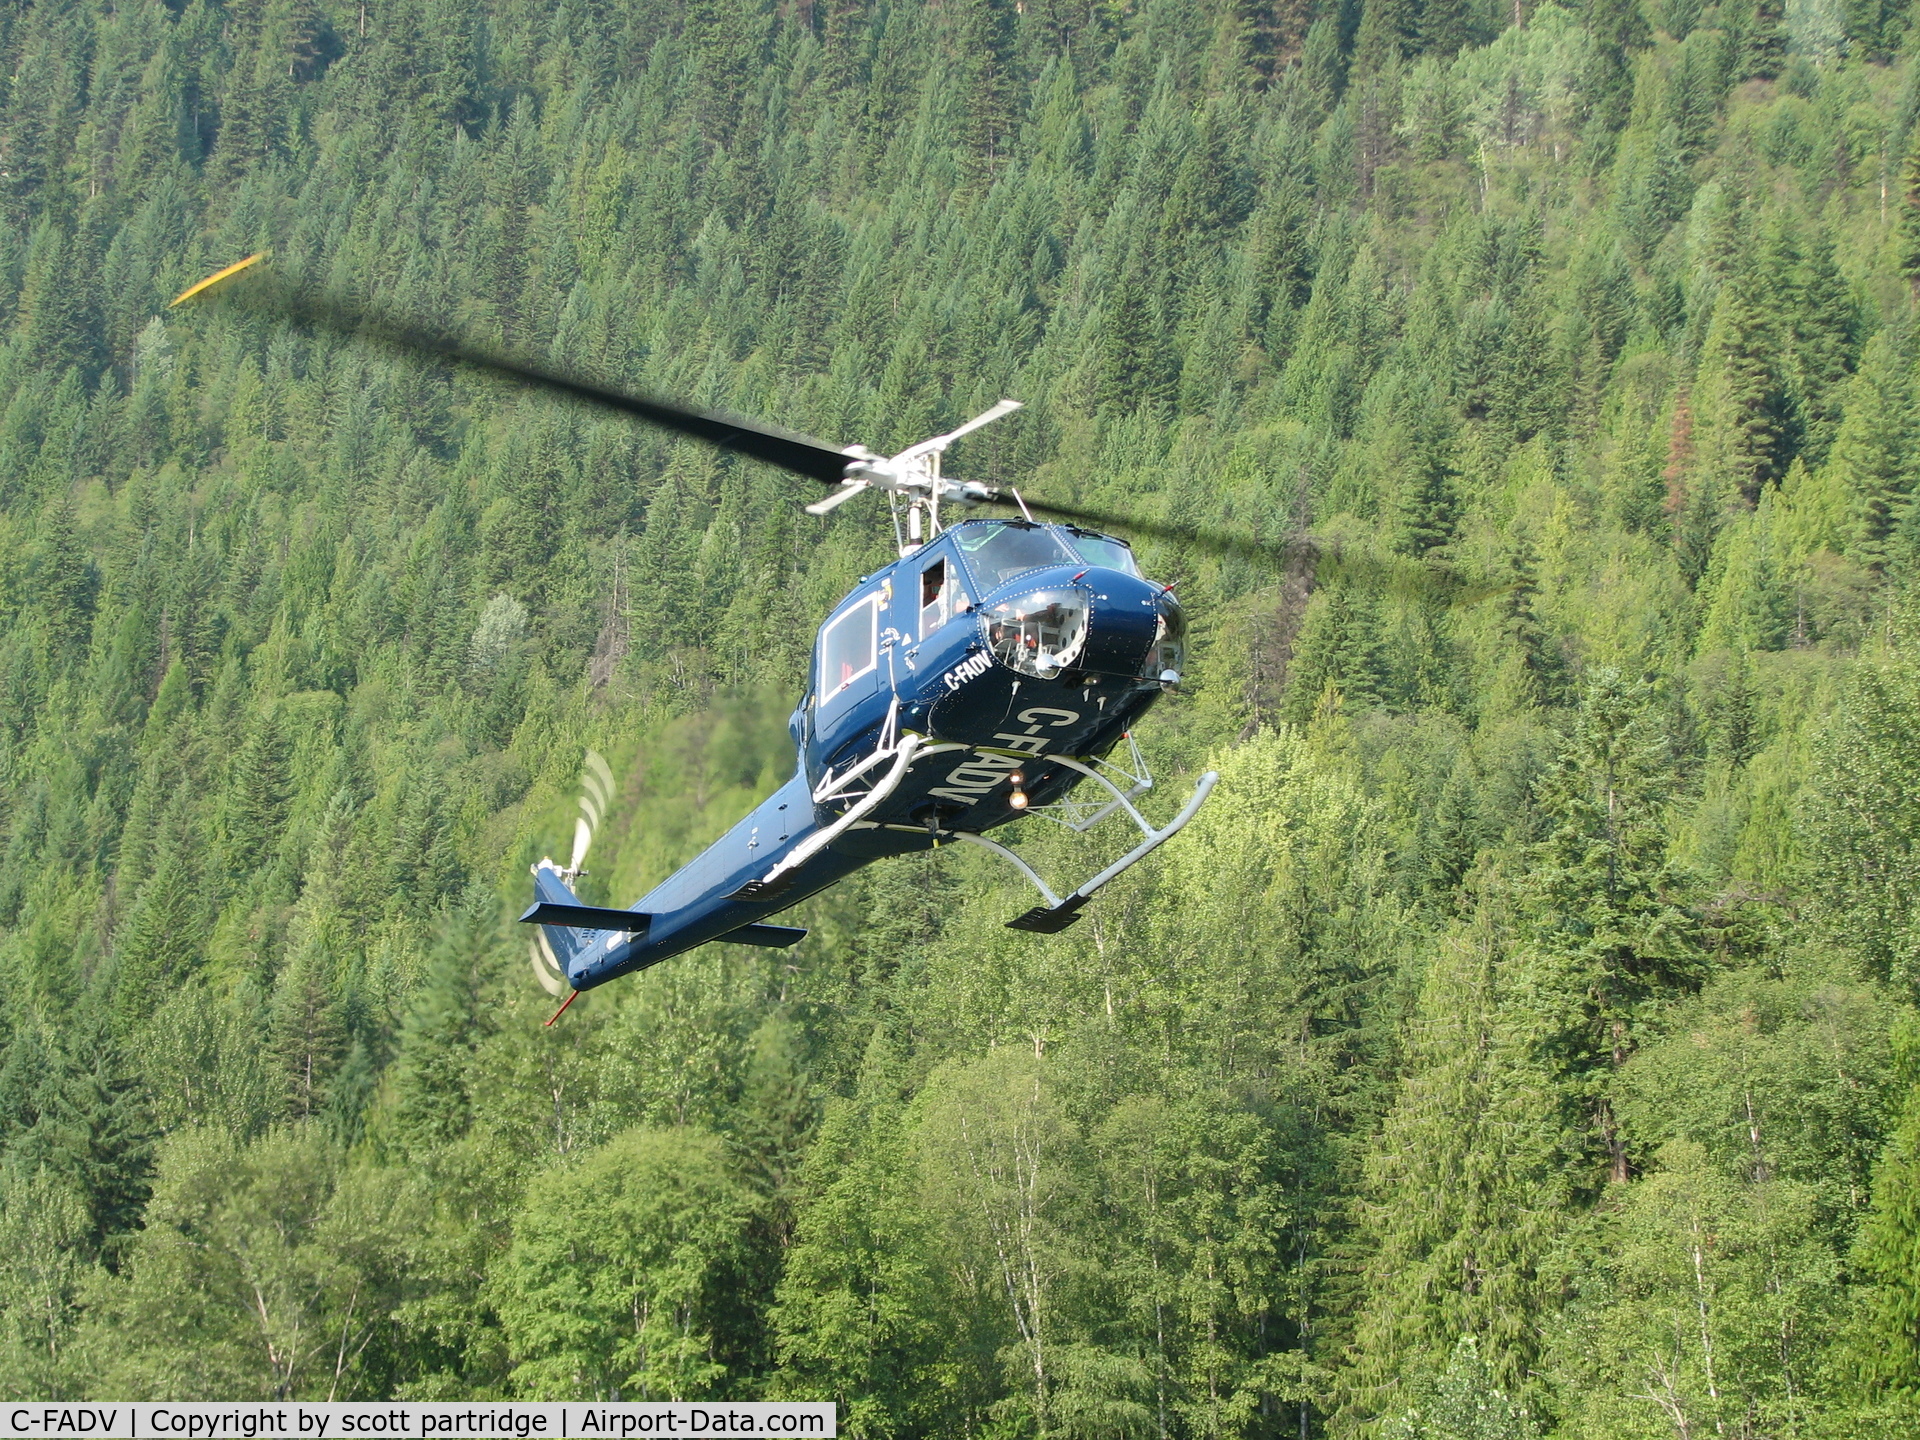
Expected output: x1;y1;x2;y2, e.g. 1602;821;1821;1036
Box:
770;1032;946;1434
0;0;1916;1430
1804;614;1920;995
492;1127;756;1400
0;1169;93;1400
1554;1138;1838;1437
1515;670;1702;1182
1382;1336;1539;1440
88;1127;425;1399
1347;910;1570;1420
1848;1020;1920;1399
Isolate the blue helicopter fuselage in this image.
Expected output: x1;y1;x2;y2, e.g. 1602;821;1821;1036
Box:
529;519;1185;991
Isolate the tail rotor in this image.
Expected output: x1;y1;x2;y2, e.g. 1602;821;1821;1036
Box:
529;750;615;998
566;750;615;882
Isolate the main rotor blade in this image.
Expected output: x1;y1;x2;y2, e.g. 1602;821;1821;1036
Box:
171;255;857;486
985;492;1508;604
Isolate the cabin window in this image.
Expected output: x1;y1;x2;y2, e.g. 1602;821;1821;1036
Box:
1067;533;1141;577
819;595;877;699
953;522;1076;593
920;559;948;638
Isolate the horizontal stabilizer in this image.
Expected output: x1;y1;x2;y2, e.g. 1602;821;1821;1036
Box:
519;901;651;932
716;923;808;949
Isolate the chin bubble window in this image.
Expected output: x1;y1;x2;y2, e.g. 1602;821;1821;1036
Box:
986;589;1088;678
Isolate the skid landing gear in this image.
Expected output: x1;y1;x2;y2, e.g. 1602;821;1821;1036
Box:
953;762;1219;932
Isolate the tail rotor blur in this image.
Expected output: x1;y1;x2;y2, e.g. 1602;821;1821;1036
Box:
566;750;615;882
528;750;615;998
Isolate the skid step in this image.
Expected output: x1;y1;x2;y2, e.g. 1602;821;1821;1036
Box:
1006;895;1090;934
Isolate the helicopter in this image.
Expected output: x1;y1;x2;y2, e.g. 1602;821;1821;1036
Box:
171;253;1467;1010
519;483;1214;1007
518;432;1218;1005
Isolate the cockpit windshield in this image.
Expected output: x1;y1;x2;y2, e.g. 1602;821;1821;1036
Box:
1066;532;1141;577
951;522;1077;592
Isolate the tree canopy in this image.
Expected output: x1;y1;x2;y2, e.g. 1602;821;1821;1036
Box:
1;0;1920;1434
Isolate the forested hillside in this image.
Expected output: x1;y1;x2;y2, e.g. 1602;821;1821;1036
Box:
3;0;1920;1431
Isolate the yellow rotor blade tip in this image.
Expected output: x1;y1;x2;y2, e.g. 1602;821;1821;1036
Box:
169;250;270;308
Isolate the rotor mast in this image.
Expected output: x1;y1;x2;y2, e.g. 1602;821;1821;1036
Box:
805;399;1024;555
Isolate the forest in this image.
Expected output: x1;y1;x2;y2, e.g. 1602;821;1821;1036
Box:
1;0;1919;1432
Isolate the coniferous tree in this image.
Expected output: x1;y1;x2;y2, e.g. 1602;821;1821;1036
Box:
1352;0;1412;77
1392;401;1460;557
1702;271;1794;509
1283;582;1393;721
110;851;200;1033
1850;1034;1920;1399
1828;331;1920;567
1729;0;1787;81
1490;540;1564;713
1581;0;1647;141
34;495;92;660
272;933;348;1123
1899;126;1920;298
1517;670;1701;1184
1804;623;1920;995
219;712;288;881
1347;911;1568;1423
385;911;493;1153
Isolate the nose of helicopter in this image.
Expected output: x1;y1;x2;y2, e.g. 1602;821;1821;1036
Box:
981;565;1174;680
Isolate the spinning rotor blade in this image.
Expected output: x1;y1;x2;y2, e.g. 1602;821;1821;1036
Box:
529;937;569;998
974;490;1508;604
171;255;859;486
171;259;1507;606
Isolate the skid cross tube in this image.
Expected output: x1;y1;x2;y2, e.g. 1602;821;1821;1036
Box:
907;766;1218;934
1000;769;1218;932
1039;754;1173;840
1024;731;1155;834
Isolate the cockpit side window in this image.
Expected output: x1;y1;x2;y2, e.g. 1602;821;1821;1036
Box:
952;522;1077;593
818;595;877;699
920;559;948;639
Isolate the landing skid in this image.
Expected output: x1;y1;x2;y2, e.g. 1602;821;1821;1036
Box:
950;762;1218;932
733;726;1217;932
